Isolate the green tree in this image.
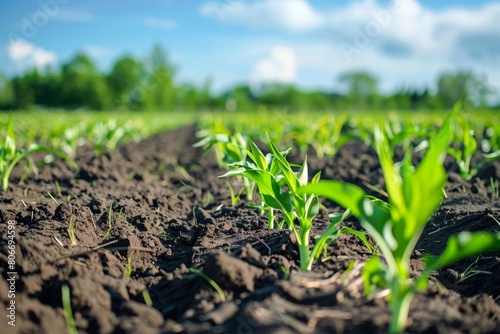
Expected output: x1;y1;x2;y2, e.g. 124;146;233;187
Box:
10;75;35;110
437;70;492;108
0;72;13;109
60;53;110;110
177;83;199;110
338;71;379;109
107;55;144;109
227;84;255;111
35;66;62;107
142;44;177;110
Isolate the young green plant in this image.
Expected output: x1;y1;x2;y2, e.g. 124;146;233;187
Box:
194;128;256;202
189;267;226;302
61;284;79;334
222;138;292;229
448;116;500;180
124;257;133;277
311;114;351;159
1;117;78;191
300;107;500;333
67;215;77;246
222;135;371;271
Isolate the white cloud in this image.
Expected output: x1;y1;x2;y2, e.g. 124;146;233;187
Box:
7;39;57;70
144;18;177;31
7;39;33;60
201;0;500;95
253;46;297;83
200;0;323;31
323;0;500;64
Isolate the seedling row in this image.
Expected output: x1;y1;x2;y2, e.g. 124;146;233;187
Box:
1;107;499;333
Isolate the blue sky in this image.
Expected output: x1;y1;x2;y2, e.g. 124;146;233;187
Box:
1;0;499;96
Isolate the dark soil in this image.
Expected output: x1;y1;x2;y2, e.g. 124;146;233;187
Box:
1;124;499;334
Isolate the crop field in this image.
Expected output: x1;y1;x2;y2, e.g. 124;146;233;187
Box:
0;108;500;333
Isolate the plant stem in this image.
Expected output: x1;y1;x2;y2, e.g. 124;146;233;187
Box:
299;243;311;271
267;207;275;229
388;282;414;334
243;178;253;201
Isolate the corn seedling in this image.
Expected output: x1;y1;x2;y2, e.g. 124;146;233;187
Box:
49;125;86;157
124;257;133;277
226;181;244;206
221;138;292;229
383;114;429;151
194;121;247;169
481;123;500;154
142;289;153;307
300;106;500;333
448;116;500;180
311;114;351;159
47;192;60;206
0;118;78;192
456;256;491;283
61;284;79;334
202;191;215;206
194;127;256;201
55;180;62;197
189;267;226;302
67;215;77;246
222;135;371;271
284;114;352;159
284;122;314;157
102;203;116;240
89;119;138;155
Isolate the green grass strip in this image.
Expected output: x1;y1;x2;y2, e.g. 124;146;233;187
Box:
61;284;78;334
189;267;226;302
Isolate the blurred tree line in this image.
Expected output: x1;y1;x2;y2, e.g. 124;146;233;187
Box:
0;44;496;111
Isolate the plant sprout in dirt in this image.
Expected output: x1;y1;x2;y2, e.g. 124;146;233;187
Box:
2;110;500;333
300;107;500;333
222;134;372;272
194;125;256;202
448;116;500;180
0;118;78;192
61;284;78;334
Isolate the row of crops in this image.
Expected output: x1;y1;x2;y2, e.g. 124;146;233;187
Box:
0;110;197;191
1;107;500;194
195;105;500;333
1;107;500;333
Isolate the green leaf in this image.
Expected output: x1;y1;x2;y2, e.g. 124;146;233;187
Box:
423;232;500;272
298;156;308;187
483;150;500;164
266;134;298;192
262;194;285;211
241;169;278;196
362;256;387;295
225;143;243;163
5;117;16;158
248;140;267;170
311;171;322;184
447;147;462;161
219;167;246;178
340;227;373;254
310;210;350;260
300;180;366;217
462;122;477;159
305;194;319;221
373;125;406;221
